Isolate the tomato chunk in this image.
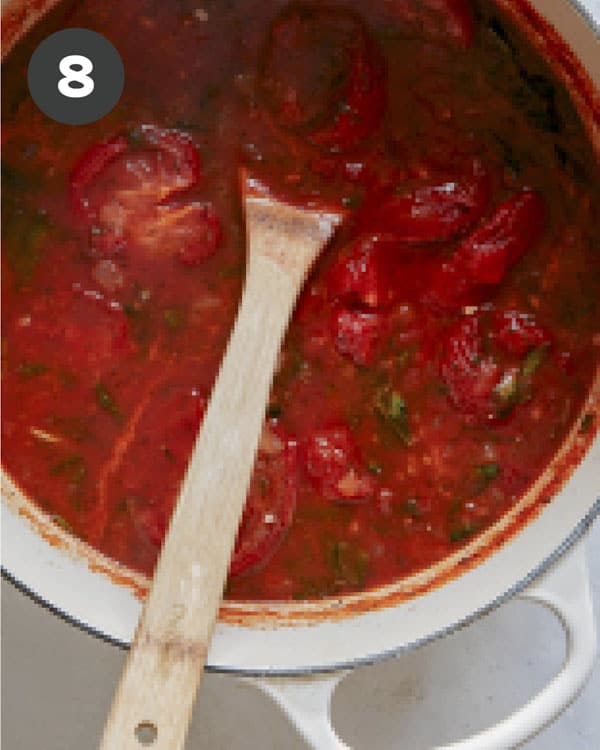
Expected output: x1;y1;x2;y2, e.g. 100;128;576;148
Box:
332;306;386;366
327;235;401;309
426;190;546;310
230;428;299;576
439;309;553;421
360;162;490;243
69;126;220;265
440;315;501;419
491;310;552;356
304;425;376;502
260;3;386;151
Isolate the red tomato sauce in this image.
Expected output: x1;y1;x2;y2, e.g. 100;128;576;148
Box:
2;0;599;600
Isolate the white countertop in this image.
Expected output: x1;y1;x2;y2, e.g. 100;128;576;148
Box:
2;519;599;749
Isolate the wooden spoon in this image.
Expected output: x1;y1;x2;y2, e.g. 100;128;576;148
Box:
99;173;343;750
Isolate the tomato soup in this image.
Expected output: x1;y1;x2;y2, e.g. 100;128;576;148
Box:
2;0;599;600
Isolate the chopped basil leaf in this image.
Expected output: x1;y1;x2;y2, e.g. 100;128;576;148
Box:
266;403;282;419
95;382;122;419
50;454;86;484
367;461;383;475
375;387;411;444
403;497;421;518
51;514;74;533
4;210;50;287
476;462;500;482
163;307;184;329
520;343;550;378
327;541;370;588
449;523;477;543
341;194;361;209
17;361;49;379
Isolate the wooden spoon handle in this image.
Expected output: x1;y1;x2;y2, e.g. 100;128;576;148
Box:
99;196;341;750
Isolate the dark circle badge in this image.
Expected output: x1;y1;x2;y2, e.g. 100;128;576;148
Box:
28;29;124;126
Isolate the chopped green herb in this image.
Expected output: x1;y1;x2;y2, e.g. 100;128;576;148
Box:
367;461;383;475
50;455;86;484
95;382;122;419
520;343;550;378
327;541;370;588
51;514;74;533
494;345;550;417
580;413;594;434
449;523;477;543
161;444;175;461
257;476;271;496
266;403;282;419
396;345;417;370
4;210;50;287
403;497;421;518
163;307;183;329
476;462;500;482
341;194;361;209
218;261;245;279
17;361;49;379
469;462;501;496
374;386;411;444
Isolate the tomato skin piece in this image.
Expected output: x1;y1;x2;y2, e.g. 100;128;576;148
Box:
304;425;376;503
70;134;129;216
386;0;475;48
230;436;299;576
491;310;552;356
175;203;222;267
426;190;546;311
360;163;490;243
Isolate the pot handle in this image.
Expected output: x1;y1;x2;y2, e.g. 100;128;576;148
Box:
243;537;596;749
439;538;596;750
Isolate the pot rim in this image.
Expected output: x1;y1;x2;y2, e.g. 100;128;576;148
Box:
2;0;600;675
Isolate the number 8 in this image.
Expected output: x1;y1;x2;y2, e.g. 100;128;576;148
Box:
58;54;95;99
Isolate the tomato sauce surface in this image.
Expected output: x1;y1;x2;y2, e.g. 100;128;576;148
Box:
2;0;599;600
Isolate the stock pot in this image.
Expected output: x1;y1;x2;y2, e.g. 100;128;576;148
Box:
2;0;599;746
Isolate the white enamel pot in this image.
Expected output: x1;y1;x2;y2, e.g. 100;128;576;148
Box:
2;1;599;747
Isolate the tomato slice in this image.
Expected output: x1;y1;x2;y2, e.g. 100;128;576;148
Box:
230;429;299;576
260;3;386;151
69;126;220;266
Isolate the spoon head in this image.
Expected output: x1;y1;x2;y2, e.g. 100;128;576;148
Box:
241;168;345;277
